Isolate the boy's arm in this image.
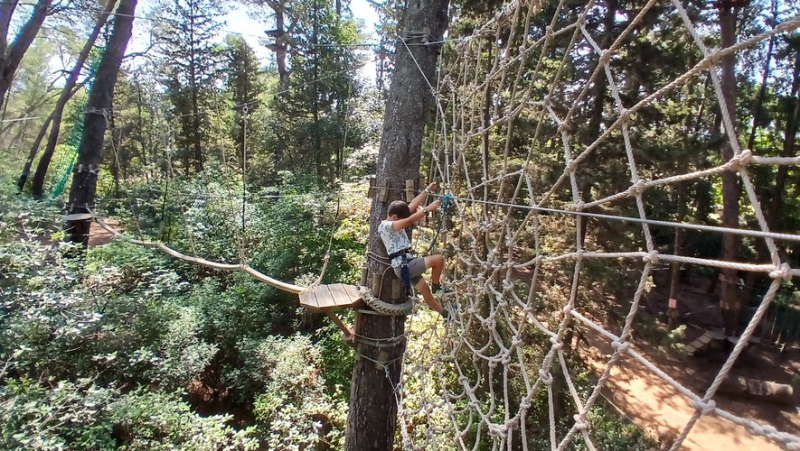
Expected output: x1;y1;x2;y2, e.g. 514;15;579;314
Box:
408;181;439;211
392;199;441;230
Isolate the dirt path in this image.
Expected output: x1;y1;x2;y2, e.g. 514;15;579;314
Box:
88;218;120;246
581;328;793;450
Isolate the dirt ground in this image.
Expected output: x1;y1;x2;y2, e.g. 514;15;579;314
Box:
511;263;799;450
87;218;120;246
581;327;799;450
575;264;800;450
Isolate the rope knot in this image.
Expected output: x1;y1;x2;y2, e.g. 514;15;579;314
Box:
563;304;573;314
545;25;554;35
769;263;792;282
611;339;631;353
565;158;578;172
550;336;563;350
573;414;590;431
488;423;506;437
628;179;647;197
643;251;659;265
729;149;754;170
600;49;612;62
539;369;553;385
694;399;716;415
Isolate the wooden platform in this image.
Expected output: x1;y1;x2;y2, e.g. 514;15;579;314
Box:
299;283;363;312
686;329;726;356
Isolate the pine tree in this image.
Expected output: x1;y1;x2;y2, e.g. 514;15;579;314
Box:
157;0;223;174
222;35;266;172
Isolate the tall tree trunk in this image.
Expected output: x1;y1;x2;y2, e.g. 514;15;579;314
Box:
0;0;52;112
66;0;138;246
741;0;781;303
23;0;117;193
343;0;449;448
579;0;617;247
0;1;20;83
312;0;322;180
266;1;290;84
718;4;742;337
667;186;686;330
190;18;203;173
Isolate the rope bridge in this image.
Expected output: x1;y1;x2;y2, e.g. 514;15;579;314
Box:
390;0;800;450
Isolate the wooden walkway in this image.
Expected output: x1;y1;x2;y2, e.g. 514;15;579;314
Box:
299;283;363;312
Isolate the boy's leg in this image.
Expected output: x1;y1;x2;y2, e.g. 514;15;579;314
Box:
415;279;443;314
423;254;444;284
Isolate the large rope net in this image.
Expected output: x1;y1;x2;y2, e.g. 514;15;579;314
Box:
395;0;800;449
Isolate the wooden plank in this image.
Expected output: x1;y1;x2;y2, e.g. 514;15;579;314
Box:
344;284;363;302
344;284;365;309
367;176;376;198
300;290;317;311
327;283;346;307
330;283;355;308
299;289;320;312
315;285;337;310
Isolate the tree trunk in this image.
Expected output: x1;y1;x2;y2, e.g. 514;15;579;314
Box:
267;1;290;84
718;4;742;337
0;0;53;113
343;0;449;448
667;186;686;330
189;17;203;173
23;0;116;193
0;1;20;86
66;0;138;246
741;1;783;303
580;0;617;247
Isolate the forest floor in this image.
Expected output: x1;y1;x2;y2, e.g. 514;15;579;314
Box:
88;218;119;246
510;263;799;450
579;327;797;450
576;266;800;450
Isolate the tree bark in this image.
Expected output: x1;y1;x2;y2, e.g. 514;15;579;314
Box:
579;0;617;247
667;186;686;330
23;0;117;193
0;1;20;78
718;4;742;337
343;0;449;449
66;0;138;246
266;0;291;84
0;0;53;113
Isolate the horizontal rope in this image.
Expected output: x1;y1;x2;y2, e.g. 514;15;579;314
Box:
92;215;305;293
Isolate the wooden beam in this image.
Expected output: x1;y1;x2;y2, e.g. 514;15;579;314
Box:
326;312;354;339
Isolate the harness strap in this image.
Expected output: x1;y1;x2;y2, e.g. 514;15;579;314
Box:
388;247;412;260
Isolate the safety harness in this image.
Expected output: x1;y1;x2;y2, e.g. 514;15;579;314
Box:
389;247;415;295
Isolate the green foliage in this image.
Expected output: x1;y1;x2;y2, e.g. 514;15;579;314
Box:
0;380;256;450
249;335;348;449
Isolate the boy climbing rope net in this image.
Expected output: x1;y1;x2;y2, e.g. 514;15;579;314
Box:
378;182;451;318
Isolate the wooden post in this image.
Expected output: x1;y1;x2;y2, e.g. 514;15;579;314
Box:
367;175;376;198
405;179;416;202
378;179;389;202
